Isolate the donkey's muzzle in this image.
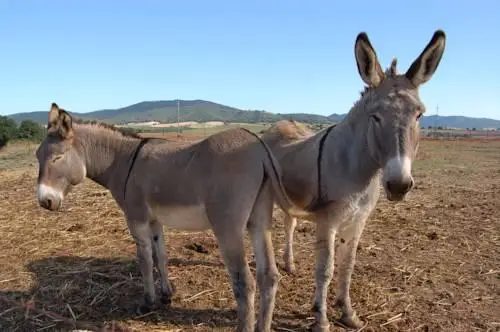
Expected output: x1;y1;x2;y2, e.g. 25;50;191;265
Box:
385;178;414;201
37;184;63;211
39;196;61;211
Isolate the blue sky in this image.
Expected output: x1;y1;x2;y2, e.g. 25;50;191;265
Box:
1;0;499;119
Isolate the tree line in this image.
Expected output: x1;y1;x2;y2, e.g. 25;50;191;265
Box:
0;116;46;149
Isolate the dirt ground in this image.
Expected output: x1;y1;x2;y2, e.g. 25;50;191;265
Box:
0;137;499;332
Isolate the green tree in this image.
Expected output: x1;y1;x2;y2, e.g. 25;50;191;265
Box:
0;116;18;149
17;120;46;142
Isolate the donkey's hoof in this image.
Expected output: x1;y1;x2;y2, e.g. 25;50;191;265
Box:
280;261;297;276
135;298;155;315
310;322;330;332
160;293;172;306
336;313;364;330
161;281;176;305
284;265;297;276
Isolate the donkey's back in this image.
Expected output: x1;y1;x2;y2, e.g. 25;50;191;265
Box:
129;128;276;231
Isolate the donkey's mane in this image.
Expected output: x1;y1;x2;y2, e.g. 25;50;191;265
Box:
350;57;399;116
71;117;141;139
359;57;399;97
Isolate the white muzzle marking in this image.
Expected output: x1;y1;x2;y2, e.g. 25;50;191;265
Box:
37;183;64;203
383;155;412;183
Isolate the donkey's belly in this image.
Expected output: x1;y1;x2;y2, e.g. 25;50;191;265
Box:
152;205;212;231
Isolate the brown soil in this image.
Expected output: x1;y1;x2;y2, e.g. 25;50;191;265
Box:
0;139;498;332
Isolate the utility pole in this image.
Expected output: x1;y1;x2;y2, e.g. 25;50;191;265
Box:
434;104;439;137
177;99;180;139
163;101;167;137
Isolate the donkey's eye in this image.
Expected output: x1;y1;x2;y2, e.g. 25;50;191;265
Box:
52;155;63;163
371;114;382;123
415;106;425;120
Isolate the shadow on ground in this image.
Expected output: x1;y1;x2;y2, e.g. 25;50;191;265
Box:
0;256;239;331
0;256;308;331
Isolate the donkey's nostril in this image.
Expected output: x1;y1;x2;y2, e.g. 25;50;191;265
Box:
47;199;52;209
401;179;414;193
386;180;413;195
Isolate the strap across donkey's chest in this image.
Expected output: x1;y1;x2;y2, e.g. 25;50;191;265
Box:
304;124;337;212
123;138;151;200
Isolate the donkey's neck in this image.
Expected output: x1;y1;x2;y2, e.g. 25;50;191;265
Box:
324;94;381;195
74;125;140;189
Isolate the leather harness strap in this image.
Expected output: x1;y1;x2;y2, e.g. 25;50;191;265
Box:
304;124;337;212
123;138;151;200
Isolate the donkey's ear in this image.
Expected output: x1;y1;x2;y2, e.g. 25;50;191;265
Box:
405;30;446;87
48;102;60;127
48;102;74;139
58;110;73;139
354;32;385;87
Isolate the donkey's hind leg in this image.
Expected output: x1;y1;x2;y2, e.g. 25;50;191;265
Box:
208;197;257;332
248;181;280;332
151;220;175;305
214;228;256;332
283;213;297;274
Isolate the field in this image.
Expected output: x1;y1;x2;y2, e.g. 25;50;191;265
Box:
0;134;499;332
139;123;271;140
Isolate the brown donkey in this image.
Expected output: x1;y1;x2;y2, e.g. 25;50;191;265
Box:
35;104;299;332
261;30;446;331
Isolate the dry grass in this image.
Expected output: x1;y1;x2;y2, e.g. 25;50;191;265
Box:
0;138;499;331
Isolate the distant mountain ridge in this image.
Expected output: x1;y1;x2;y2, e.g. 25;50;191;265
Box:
7;99;500;129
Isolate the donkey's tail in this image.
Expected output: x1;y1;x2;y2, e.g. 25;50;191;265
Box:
239;128;307;218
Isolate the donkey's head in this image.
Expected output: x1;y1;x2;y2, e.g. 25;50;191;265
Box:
354;30;446;201
35;103;86;210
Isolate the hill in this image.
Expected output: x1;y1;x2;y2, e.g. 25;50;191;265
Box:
417;115;500;130
327;113;500;129
9;100;333;125
7;100;500;129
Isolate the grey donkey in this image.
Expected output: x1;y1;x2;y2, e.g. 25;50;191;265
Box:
261;30;446;331
35;104;304;332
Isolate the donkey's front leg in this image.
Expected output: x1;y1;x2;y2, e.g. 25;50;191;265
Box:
151;220;175;305
311;217;337;332
283;214;297;274
334;218;367;329
128;219;156;314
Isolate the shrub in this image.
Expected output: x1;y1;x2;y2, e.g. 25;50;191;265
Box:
0;116;18;149
17;120;46;142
